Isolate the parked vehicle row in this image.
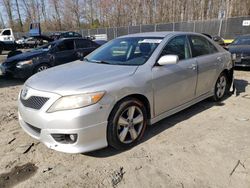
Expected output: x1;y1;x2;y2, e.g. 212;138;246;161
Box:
17;32;234;153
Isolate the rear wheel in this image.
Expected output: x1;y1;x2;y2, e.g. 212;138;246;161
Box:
213;72;228;101
107;98;147;150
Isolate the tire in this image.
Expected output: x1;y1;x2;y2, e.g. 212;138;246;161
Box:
213;72;229;101
34;64;49;74
107;98;147;150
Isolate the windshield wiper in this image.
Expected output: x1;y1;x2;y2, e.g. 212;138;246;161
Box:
84;58;110;64
94;60;111;64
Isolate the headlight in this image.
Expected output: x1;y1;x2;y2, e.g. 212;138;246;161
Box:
47;91;105;113
16;60;33;68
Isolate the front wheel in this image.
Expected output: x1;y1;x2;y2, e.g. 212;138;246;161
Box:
107;98;147;150
213;72;228;101
34;64;49;74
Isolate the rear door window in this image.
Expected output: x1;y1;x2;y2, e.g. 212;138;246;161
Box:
57;40;74;52
189;35;217;57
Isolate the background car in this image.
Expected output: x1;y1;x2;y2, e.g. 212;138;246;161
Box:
228;34;250;68
0;37;100;78
50;31;82;41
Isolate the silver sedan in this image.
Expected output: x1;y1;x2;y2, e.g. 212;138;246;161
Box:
18;32;234;153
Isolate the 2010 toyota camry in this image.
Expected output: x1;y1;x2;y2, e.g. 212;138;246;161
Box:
18;32;234;153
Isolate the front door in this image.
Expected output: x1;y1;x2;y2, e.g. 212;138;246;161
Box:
152;35;197;116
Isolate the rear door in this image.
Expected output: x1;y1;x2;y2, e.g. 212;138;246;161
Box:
152;35;198;116
188;35;220;96
54;39;76;65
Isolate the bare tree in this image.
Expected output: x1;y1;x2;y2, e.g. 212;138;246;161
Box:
50;0;62;30
2;0;14;28
15;0;24;31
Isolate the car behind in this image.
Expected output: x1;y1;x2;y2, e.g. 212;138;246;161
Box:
0;37;100;78
228;35;250;68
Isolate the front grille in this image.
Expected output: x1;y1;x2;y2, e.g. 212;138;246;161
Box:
21;96;49;110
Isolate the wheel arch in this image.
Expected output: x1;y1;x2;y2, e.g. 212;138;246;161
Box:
221;68;234;87
108;93;152;122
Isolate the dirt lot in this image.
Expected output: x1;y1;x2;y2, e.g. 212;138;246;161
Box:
0;54;250;188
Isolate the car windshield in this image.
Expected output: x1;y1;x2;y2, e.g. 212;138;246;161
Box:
33;42;56;51
231;36;250;45
85;37;163;66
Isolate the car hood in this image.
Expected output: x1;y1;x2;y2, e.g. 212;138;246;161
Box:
228;45;250;54
5;50;46;64
25;61;138;95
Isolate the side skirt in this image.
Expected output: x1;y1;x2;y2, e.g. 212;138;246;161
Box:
150;92;213;125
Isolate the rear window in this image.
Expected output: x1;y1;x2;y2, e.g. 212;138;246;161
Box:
75;39;92;48
57;40;74;51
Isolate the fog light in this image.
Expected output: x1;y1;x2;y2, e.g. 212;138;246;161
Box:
69;134;77;142
51;134;77;144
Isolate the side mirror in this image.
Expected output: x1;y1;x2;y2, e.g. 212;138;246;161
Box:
157;55;179;66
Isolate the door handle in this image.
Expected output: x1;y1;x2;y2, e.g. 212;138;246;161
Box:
188;64;197;70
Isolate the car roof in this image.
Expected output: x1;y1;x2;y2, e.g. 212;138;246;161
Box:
119;31;200;38
237;34;250;38
57;37;85;42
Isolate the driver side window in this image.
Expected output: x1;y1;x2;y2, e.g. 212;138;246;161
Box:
160;35;191;60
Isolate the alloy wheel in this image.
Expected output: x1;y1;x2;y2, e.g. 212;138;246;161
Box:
37;65;48;72
117;106;144;144
216;75;227;98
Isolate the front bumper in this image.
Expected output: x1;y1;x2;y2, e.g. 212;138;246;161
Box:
0;63;33;78
18;87;109;153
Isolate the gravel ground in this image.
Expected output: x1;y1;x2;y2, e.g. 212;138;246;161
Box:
0;55;250;188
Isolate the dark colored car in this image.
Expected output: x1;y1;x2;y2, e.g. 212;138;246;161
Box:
228;35;250;67
50;31;82;41
0;38;99;79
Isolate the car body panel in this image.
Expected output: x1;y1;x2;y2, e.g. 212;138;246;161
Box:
152;59;197;116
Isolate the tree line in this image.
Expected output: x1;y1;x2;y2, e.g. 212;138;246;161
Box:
1;0;250;32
